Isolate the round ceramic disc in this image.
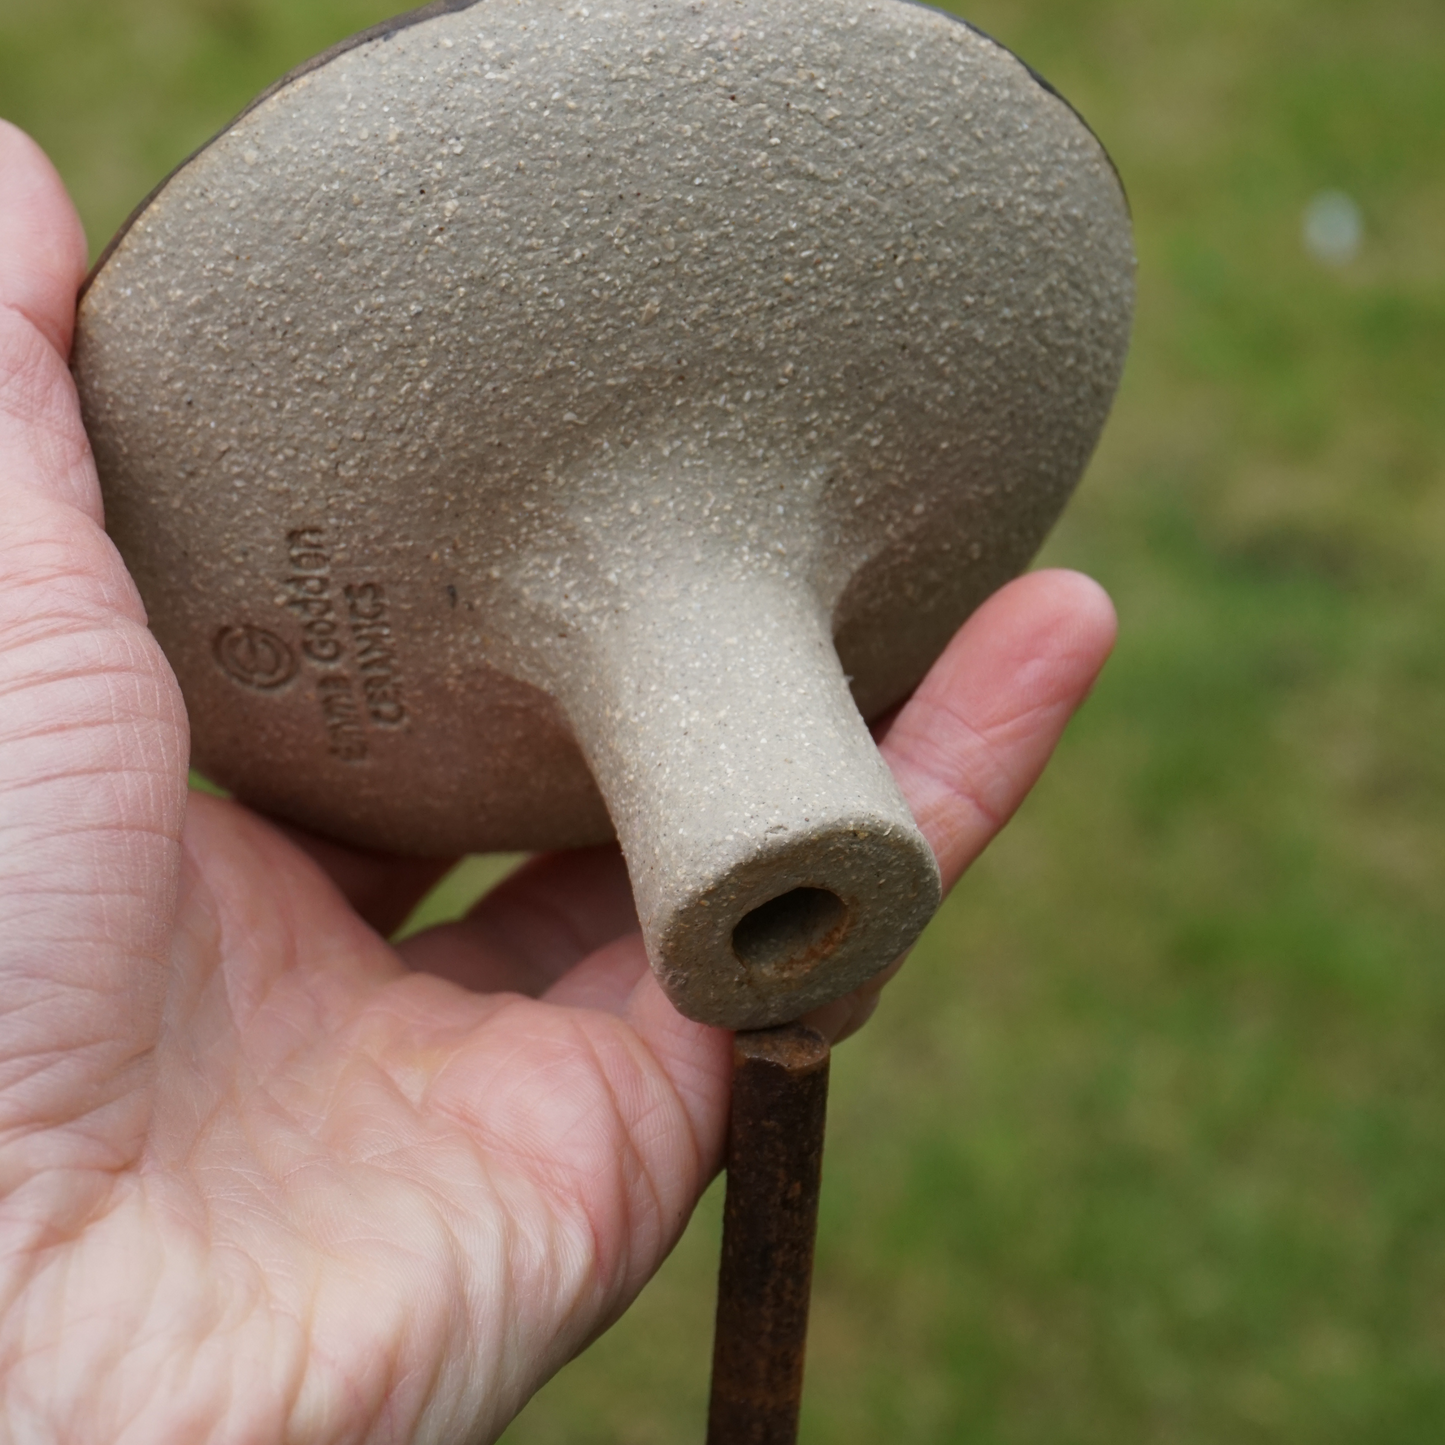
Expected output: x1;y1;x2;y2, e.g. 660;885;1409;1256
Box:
75;0;1133;859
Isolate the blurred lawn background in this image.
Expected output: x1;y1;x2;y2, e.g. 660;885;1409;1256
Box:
3;0;1443;1438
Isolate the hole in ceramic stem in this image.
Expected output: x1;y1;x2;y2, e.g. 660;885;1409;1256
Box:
731;887;849;980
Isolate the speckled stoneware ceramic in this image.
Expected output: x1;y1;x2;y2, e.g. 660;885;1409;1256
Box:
74;0;1134;1028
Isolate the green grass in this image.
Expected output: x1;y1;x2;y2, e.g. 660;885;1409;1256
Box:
3;0;1442;1437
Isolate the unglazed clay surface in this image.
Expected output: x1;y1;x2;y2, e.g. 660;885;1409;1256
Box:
74;0;1134;1026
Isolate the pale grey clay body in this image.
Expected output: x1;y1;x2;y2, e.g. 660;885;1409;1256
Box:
74;0;1134;1027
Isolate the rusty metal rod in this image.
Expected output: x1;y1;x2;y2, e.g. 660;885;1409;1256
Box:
707;1023;831;1445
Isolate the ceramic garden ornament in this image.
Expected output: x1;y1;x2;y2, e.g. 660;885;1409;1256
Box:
73;0;1134;1029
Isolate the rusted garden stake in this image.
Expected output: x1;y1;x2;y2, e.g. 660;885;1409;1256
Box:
707;1024;831;1445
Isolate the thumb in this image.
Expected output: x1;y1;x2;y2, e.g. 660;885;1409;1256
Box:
0;122;188;1172
0;120;87;361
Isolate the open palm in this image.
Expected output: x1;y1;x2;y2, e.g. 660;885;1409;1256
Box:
0;122;1116;1443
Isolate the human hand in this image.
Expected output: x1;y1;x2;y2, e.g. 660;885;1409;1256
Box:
0;120;1116;1442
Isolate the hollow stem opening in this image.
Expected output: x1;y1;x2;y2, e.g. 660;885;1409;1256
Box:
732;888;849;982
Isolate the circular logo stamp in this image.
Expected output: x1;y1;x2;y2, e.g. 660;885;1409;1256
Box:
213;625;298;691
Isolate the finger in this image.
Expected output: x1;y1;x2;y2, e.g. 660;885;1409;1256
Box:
0;121;87;359
0;123;98;524
397;844;638;996
801;955;898;1045
269;818;457;938
0;128;189;1157
880;568;1117;890
487;936;730;1195
799;569;1115;1047
621;969;733;1180
543;930;650;1013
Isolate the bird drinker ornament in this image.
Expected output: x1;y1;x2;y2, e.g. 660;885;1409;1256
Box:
75;2;1133;1436
74;0;1133;1029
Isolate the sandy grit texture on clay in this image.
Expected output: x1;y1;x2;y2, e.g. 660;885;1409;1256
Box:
74;0;1134;1026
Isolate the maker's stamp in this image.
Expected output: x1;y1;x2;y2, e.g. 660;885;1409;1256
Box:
345;583;409;727
237;526;415;761
284;527;344;664
317;674;368;762
213;625;298;690
216;529;412;762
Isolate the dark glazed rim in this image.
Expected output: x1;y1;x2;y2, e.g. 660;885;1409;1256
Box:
81;0;484;298
80;0;1127;301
